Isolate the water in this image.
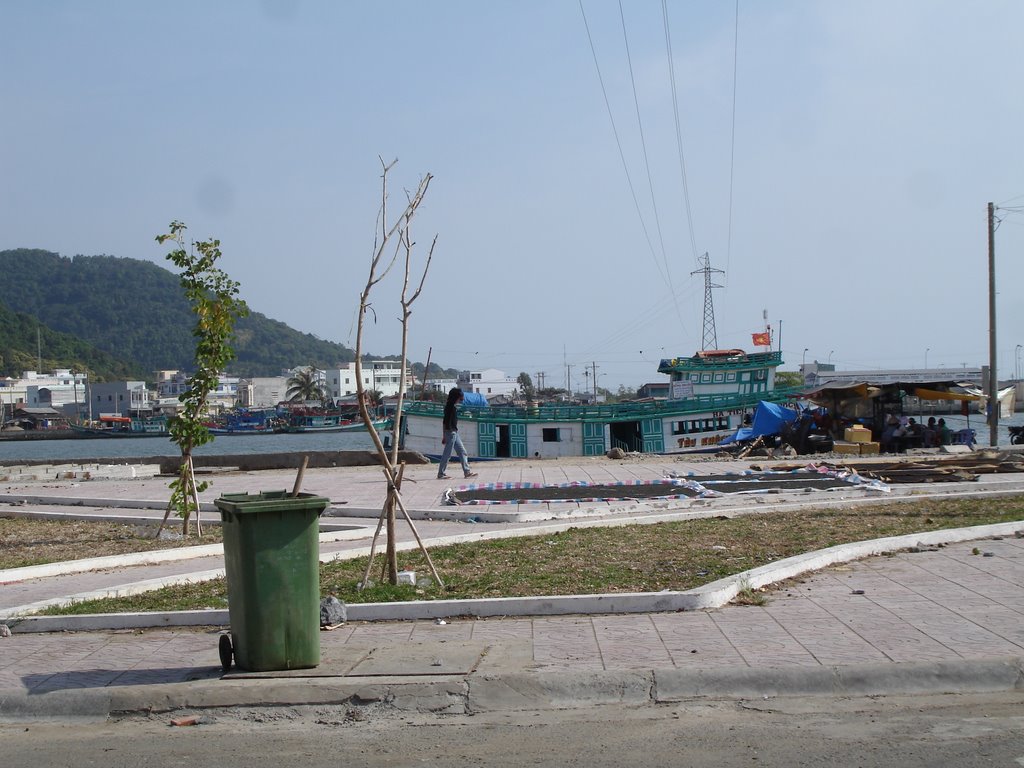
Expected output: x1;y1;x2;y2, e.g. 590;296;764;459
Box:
2;409;1022;463
902;408;1024;442
0;430;376;463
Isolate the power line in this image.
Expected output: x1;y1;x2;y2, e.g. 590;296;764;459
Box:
660;0;700;265
724;0;740;284
618;0;671;274
578;1;667;287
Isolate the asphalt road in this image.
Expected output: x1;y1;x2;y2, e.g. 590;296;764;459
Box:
4;692;1023;768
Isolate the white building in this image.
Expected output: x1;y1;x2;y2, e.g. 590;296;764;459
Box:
1;369;89;417
238;376;288;408
323;360;411;400
88;381;151;418
154;370;240;413
458;368;520;399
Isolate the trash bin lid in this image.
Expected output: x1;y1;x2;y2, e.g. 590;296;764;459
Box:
214;490;330;515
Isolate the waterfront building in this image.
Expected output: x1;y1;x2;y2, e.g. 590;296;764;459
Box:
801;362;984;388
238;376;288;408
323;360;412;400
457;368;519;398
89;381;151;418
153;370;240;413
1;369;89;419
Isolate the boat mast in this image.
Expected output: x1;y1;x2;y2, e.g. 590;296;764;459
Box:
692;253;724;351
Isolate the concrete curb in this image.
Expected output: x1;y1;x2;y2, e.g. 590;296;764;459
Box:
652;657;1024;700
0;525;370;584
5;521;1022;632
2;657;1021;721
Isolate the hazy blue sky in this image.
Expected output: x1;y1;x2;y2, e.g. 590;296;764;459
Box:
3;1;1023;390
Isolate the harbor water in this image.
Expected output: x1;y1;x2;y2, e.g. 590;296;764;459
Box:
0;411;1020;465
0;430;376;463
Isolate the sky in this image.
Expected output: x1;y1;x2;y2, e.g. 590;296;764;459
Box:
3;1;1023;392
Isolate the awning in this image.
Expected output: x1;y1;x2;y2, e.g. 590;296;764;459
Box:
911;388;984;402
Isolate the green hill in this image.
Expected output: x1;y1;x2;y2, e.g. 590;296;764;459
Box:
0;302;144;381
0;248;465;384
0;249;359;377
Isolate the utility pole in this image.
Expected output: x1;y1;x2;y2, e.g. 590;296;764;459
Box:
591;361;598;398
566;364;572;397
987;202;998;447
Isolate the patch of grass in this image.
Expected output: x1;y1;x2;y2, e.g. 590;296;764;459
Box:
32;495;1024;616
0;517;222;570
732;577;768;606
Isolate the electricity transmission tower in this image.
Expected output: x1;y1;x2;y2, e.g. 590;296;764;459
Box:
691;253;724;351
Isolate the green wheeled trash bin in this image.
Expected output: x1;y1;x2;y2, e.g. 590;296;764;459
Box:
214;490;329;672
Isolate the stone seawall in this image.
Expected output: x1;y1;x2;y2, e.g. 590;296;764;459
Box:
0;450;430;473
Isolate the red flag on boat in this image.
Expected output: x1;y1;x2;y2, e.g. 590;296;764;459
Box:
751;332;770;347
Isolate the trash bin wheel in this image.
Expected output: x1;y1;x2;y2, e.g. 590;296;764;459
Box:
218;633;233;672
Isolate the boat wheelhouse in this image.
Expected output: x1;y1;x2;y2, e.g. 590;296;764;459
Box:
401;349;788;459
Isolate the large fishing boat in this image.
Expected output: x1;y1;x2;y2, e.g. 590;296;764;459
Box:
400;349;792;459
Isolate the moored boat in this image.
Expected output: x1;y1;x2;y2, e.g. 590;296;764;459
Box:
70;415;170;437
401;349;795;459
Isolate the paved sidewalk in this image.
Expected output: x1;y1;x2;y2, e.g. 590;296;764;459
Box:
1;538;1023;719
1;456;1024;718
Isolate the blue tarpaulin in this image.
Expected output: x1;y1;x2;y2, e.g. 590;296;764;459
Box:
461;392;489;408
720;400;799;445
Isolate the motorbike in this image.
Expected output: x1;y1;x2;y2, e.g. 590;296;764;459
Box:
1009;425;1024;445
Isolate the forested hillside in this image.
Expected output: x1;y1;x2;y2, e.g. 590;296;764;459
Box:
0;302;144;380
0;249;358;376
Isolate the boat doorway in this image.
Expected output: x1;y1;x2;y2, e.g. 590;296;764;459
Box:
494;424;512;458
609;421;643;453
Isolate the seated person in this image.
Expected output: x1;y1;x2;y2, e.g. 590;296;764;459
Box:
880;416;905;453
936;418;953;446
906;418;925;447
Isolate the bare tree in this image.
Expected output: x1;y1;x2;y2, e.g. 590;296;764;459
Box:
355;158;443;588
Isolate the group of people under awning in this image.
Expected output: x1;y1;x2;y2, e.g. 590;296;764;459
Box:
879;414;954;453
721;379;987;455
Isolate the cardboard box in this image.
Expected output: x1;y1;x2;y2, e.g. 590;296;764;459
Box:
859;441;880;456
833;441;861;455
844;426;872;443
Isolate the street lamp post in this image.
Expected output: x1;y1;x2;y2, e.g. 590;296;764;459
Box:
1016;344;1022;381
925;348;930;370
828;350;834;365
802;348;808;368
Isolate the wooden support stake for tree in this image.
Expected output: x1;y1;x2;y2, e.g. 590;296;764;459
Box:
189;456;203;537
291;455;309;497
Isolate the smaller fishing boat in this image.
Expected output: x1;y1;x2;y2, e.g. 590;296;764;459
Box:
204;408;284;435
70;415;170;437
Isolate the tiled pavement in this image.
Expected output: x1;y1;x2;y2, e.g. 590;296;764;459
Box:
2;456;1024;712
2;538;1022;700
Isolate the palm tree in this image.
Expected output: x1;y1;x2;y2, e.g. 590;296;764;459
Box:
286;366;326;404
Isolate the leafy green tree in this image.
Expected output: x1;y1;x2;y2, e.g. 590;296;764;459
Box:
286;366;326;404
775;371;805;389
156;222;248;537
616;385;638;400
517;372;535;401
537;386;568;402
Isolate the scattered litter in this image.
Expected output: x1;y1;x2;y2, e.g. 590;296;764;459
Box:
983;552;995;557
851;589;865;595
0;624;11;638
435;618;447;625
169;715;211;727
